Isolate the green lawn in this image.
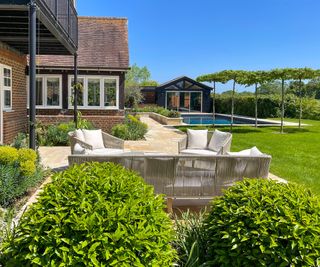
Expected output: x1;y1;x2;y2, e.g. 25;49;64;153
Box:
176;119;320;195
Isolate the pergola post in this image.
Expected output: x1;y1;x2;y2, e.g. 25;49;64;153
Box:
73;53;78;128
29;0;37;150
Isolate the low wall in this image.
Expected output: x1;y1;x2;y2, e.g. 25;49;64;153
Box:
35;115;124;133
136;112;183;125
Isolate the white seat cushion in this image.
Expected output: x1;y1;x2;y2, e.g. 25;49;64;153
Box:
86;148;124;156
180;149;218;156
187;129;208;149
208;129;230;152
82;129;104;149
75;129;85;142
73;143;85;155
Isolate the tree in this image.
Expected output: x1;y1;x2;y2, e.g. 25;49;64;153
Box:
217;70;247;132
125;64;157;108
238;71;271;128
197;73;228;123
269;68;293;133
125;64;151;86
258;81;284;95
289;68;318;128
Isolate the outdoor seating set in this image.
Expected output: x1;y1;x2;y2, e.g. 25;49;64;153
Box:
68;129;272;203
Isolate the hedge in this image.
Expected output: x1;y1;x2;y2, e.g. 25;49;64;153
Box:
0;162;176;266
215;94;320;120
112;114;148;140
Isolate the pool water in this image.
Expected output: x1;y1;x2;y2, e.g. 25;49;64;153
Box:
182;115;247;125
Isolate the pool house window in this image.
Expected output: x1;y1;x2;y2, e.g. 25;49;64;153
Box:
166;91;202;112
69;76;119;109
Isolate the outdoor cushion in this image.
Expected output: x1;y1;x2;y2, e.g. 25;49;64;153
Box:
82;129;104;149
187;129;208;149
180;149;219;156
75;129;85;142
227;146;263;156
73;143;85;155
208;129;230;152
227;149;251;156
86;148;124;155
250;146;263;156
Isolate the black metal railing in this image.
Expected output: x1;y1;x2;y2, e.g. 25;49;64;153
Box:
39;0;78;48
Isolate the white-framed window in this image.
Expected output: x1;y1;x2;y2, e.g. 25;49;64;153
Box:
27;75;62;108
68;75;119;109
1;65;12;110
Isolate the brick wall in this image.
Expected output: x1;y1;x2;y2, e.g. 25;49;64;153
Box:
36;115;124;133
0;43;27;144
34;109;125;116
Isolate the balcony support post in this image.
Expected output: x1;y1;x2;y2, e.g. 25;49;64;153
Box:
73;53;78;128
29;0;37;150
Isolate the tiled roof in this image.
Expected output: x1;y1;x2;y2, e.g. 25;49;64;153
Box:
36;16;129;69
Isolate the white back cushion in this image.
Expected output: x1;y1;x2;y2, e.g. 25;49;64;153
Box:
250;146;263;156
208;130;230;152
82;129;104;149
227;149;251;156
187;129;208;149
75;129;85;142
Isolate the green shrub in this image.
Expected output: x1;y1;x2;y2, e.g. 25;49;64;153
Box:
112;115;148;140
132;105;181;118
12;133;28;149
0;162;177;266
203;179;320;266
37;119;94;146
0;146;43;207
0;147;19;164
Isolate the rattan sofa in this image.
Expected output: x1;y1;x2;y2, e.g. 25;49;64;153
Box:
68;153;272;199
178;130;232;155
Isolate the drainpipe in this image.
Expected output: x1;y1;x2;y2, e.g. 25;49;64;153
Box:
29;0;37;150
73;53;78;128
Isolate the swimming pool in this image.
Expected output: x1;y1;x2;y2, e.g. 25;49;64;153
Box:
181;114;277;125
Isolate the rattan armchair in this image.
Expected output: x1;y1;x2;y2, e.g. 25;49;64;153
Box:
68;130;124;154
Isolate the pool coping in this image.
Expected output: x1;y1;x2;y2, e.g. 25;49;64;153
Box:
177;113;308;127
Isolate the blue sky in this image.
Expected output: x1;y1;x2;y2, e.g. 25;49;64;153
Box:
77;0;320;92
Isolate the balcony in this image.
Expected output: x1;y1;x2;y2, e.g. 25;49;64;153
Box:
0;0;78;55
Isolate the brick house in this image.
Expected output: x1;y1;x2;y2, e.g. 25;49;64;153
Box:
0;0;78;146
31;17;129;133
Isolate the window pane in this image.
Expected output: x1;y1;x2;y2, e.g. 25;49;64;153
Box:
36;78;43;106
4;68;11;87
190;92;202;112
4;90;11;108
71;78;84;106
104;79;117;106
88;79;100;106
166;92;179;110
47;78;60;106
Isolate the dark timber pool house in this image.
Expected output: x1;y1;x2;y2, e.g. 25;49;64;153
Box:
141;76;212;113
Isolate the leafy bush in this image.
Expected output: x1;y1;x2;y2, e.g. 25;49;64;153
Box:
37;118;93;146
215;93;320;120
0;147;42;207
202;179;320;266
0;162;177;266
173;210;207;267
132;105;181;118
12;133;28;149
112;114;147;140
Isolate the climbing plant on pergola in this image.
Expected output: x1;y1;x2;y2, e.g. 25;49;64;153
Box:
197;72;229;121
